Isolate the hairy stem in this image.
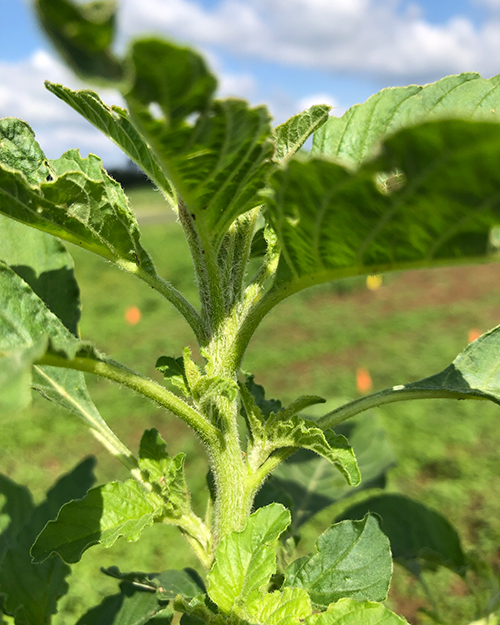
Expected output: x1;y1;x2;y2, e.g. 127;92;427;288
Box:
38;353;222;448
317;386;488;429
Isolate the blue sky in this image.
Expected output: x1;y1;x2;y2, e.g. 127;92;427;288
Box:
2;0;500;166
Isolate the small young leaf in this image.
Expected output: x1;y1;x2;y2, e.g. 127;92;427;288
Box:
139;429;190;518
312;72;500;169
44;83;175;202
244;375;283;419
156;356;189;395
336;494;467;576
258;410;395;529
285;515;392;608
307;597;409;624
275;104;331;164
75;581;172;625
31;480;162;564
207;504;290;613
245;587;312;625
35;0;123;83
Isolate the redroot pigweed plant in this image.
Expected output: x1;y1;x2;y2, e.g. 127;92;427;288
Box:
3;1;500;623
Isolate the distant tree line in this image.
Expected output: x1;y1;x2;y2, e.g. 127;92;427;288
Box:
107;159;153;189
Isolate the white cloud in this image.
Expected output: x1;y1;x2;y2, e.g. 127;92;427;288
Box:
0;50;126;165
118;0;500;81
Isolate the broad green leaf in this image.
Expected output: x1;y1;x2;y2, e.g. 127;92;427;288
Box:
75;581;172;625
125;39;274;245
103;566;205;600
0;459;95;625
267;120;500;294
139;429;190;518
31;479;162;563
275;105;331;164
336;494;466;576
307;598;409;625
207;504;290;613
257;410;395;529
312;72;500;169
45;83;174;203
35;0;123;83
285;515;392;608
0;146;155;275
245;587;311;625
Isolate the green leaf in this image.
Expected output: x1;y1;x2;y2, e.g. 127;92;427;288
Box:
257;415;360;487
245;587;312;625
139;429;190;518
35;0;123;83
31;479;162;564
257;410;395;529
267;120;500;294
44;83;174;203
285;515;392;608
0;118;50;185
307;598;409;625
244;375;283;419
75;581;172;625
125;39;274;245
275;105;331;164
207;504;290;613
0;145;155;275
312;72;500;169
0;459;96;625
156;356;189;395
336;494;467;576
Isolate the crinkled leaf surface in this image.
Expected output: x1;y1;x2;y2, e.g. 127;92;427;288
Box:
274;105;331;164
0;146;155;274
139;429;190;518
337;494;466;576
256;411;394;529
285;515;392;608
35;0;123;83
257;415;360;487
75;581;172;625
0;117;50;185
125;39;274;245
268;120;500;293
307;598;409;625
312;72;500;168
45;83;174;202
0;459;96;625
245;587;311;625
207;504;290;614
31;479;162;564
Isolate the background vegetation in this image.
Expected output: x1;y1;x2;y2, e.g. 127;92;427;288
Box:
2;183;500;624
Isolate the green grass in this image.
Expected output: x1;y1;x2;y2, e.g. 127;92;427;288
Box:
3;187;500;623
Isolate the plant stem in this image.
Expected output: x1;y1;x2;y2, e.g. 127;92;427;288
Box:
38;353;221;448
317;386;489;429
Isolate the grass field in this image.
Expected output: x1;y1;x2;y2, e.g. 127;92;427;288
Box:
3;187;500;623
